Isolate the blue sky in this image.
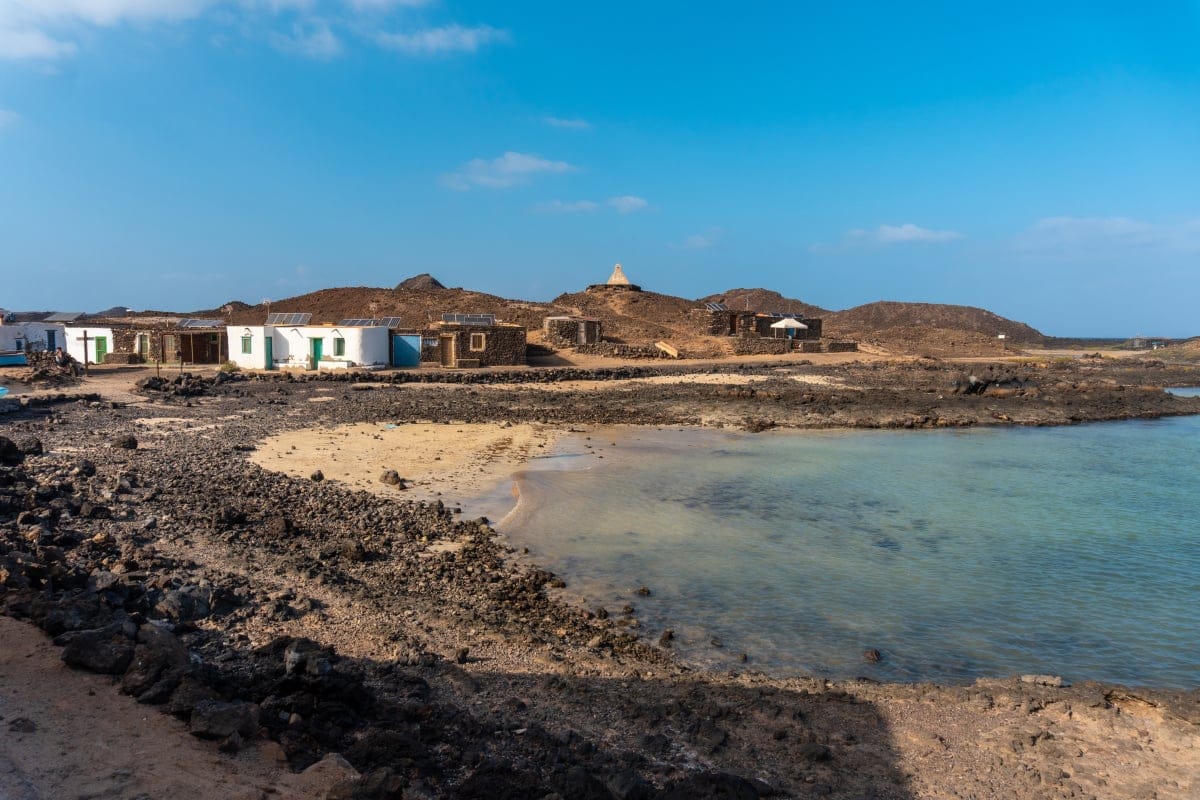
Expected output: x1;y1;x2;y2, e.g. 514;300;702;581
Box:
1;2;1198;337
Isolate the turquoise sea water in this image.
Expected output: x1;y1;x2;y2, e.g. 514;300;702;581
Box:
495;393;1200;687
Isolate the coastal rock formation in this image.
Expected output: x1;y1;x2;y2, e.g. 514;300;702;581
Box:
0;362;1198;798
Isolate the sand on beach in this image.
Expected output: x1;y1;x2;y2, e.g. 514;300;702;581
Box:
249;421;568;508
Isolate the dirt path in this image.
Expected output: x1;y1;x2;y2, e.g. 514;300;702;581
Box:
0;618;357;800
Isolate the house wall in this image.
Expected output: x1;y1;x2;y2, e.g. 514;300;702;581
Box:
63;327;115;364
0;322;67;353
427;324;526;367
543;317;602;347
229;325;388;370
228;326;269;370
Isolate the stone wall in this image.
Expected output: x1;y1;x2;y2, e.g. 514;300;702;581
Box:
427;325;526;367
544;318;602;347
826;341;858;352
730;338;792;356
574;342;666;359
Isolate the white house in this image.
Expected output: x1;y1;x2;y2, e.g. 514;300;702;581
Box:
0;321;67;354
63;325;116;365
228;324;390;371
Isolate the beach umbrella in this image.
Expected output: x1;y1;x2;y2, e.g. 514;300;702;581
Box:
770;318;808;338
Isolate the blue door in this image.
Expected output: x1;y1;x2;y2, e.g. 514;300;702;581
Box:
391;334;420;367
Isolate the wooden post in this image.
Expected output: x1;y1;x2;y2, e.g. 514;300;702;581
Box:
73;330;91;376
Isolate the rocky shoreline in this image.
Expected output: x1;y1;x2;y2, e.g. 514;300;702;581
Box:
2;359;1199;799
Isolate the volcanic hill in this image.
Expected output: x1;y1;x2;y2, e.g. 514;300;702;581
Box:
203;277;1046;358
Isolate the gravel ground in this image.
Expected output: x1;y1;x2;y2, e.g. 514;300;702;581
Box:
2;358;1198;799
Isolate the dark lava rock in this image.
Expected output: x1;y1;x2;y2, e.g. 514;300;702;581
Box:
110;434;138;450
262;515;294;537
659;771;761;800
310;470;325;482
122;624;190;703
283;637;335;676
155;585;212;622
31;593;111;636
61;626;136;675
190;700;260;740
0;436;25;466
378;469;404;487
8;717;37;734
863;648;883;663
798;742;833;763
16;437;43;456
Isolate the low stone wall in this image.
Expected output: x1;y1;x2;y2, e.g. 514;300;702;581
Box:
574;342;665;359
798;341;822;353
827;341;858;352
730;338;791;356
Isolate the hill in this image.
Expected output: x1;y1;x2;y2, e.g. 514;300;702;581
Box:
825;301;1045;353
698;288;827;318
187;276;1049;358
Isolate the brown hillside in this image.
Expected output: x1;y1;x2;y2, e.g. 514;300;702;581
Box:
699;288;828;317
551;289;710;347
826;301;1044;345
216;285;556;330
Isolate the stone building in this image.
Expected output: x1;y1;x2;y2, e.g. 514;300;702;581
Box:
543;316;602;347
693;305;823;341
420;314;526;368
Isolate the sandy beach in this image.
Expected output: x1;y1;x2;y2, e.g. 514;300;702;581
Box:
249;421;568;510
2;359;1199;799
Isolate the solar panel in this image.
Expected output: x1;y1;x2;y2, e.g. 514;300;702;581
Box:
178;318;223;329
441;313;496;326
45;312;83;322
266;312;312;325
378;316;403;329
705;302;728;312
337;318;380;327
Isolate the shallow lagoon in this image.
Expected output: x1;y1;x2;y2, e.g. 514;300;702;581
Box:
493;398;1200;687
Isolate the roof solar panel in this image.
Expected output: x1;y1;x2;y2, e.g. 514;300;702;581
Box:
337;318;381;327
45;312;83;322
705;302;728;312
378;316;403;328
178;318;223;329
441;313;496;325
266;312;312;325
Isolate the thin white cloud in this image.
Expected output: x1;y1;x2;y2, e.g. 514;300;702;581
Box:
0;1;503;61
671;227;724;251
852;223;964;243
442;151;574;191
607;195;649;214
345;0;432;9
532;199;600;214
0;109;19;128
1015;216;1200;258
376;24;508;55
0;26;78;60
1;1;215;26
271;18;340;58
811;222;964;252
545;116;591;130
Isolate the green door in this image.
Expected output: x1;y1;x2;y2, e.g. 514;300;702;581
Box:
264;336;274;370
94;336;108;364
310;337;323;369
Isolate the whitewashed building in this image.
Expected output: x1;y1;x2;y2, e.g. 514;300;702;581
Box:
63;324;116;365
0;320;67;355
227;317;391;371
